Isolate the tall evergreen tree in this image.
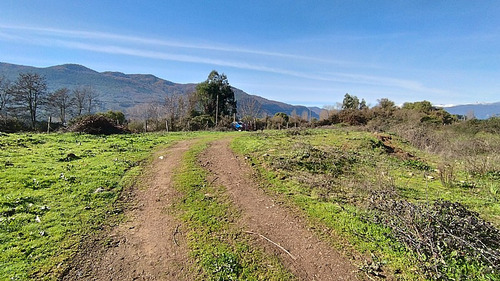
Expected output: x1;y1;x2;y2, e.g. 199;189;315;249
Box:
195;70;237;125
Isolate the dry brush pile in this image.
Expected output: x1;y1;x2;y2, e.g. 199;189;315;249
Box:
369;197;500;279
66;115;129;135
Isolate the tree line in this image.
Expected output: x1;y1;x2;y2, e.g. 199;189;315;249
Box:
2;71;481;133
125;70;241;132
0;73;100;132
0;70;245;133
246;93;461;131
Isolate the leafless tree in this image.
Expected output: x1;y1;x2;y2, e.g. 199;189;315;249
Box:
319;109;329;121
127;101;164;132
320;105;338;121
47;88;72;124
164;94;188;131
0;76;11;119
146;102;163;131
11;73;47;129
238;97;262;123
72;86;99;116
301;110;309;122
73;86;87;116
290;109;300;127
86;86;99;114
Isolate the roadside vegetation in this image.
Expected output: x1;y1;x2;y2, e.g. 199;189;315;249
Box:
0;132;201;280
231;126;499;280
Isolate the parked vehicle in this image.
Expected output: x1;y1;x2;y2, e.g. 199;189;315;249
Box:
231;121;246;131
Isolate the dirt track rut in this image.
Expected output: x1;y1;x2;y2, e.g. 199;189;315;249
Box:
62;140;194;281
201;138;360;281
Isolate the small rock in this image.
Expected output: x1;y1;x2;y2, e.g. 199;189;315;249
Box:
159;156;164;160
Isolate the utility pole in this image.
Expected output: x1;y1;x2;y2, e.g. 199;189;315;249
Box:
47;116;51;133
215;94;219;126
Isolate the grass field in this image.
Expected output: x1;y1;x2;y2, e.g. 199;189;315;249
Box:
231;128;499;280
1;128;498;280
0;132;203;280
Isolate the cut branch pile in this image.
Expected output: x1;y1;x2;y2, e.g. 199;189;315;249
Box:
370;198;500;279
67;115;128;135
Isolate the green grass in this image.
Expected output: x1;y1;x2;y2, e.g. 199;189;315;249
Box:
172;136;295;281
0;132;206;280
231;128;500;280
2;128;497;280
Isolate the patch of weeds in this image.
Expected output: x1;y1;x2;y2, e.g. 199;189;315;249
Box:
204;252;242;281
271;142;357;176
456;180;477;189
58;153;81;162
438;162;456;188
285;128;315;136
486;170;500;180
489;184;499;197
404;159;431;171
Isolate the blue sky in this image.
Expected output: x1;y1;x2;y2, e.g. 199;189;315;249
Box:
1;1;499;107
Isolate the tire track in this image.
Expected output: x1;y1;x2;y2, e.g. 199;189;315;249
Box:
200;138;361;281
62;140;195;281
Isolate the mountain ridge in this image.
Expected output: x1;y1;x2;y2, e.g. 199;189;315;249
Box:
0;62;318;118
442;102;500;119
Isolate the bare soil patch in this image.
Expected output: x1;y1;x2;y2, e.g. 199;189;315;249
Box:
200;138;361;281
61;140;195;281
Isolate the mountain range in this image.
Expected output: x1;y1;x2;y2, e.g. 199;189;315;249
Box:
441;103;500;120
2;62;498;120
0;62;320;119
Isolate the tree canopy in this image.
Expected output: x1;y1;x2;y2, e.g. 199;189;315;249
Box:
195;70;236;125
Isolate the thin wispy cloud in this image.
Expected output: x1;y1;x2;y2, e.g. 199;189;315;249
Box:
45;39;348;83
327;73;449;95
0;24;447;96
0;24;354;66
54;39;441;94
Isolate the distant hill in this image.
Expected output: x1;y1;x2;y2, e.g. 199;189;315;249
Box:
442;103;500;119
0;62;319;118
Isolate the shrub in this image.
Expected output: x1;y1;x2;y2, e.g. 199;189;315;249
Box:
0;117;26;132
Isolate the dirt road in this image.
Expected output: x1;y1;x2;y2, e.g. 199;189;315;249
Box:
62;137;360;280
62;141;195;281
201;138;359;281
